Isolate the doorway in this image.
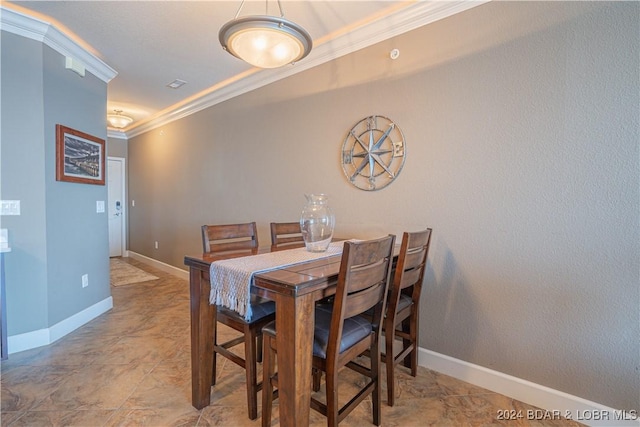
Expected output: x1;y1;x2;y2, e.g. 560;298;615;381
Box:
108;157;126;257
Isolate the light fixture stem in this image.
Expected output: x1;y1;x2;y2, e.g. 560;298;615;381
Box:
233;0;246;20
235;0;284;19
276;0;285;18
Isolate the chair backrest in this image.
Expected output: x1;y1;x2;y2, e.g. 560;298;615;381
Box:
270;222;304;247
387;229;432;316
201;222;259;254
328;235;396;358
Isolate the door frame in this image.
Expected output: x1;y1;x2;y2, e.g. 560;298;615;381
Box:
108;156;127;257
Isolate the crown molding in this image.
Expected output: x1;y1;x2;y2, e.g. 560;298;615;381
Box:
126;0;489;138
0;6;117;83
1;1;488;139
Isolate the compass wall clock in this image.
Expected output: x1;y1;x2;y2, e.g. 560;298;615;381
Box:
341;115;406;191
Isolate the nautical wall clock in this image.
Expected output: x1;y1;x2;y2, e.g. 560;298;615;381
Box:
341;115;406;191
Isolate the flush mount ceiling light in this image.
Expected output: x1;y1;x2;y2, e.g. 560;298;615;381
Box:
219;0;312;69
107;109;133;129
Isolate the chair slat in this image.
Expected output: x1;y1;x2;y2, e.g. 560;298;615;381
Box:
270;221;304;248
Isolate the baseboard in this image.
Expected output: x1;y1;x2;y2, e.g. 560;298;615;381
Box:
126;251;189;281
418;348;639;426
7;296;113;354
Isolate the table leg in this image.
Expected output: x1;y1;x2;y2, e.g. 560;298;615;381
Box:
190;267;215;409
275;292;315;426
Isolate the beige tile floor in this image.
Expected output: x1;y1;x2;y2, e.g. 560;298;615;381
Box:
1;258;583;427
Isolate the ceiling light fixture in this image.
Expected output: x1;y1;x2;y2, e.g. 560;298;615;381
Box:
107;109;133;129
219;0;312;69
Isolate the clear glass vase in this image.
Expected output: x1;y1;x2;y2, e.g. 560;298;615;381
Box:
300;194;335;252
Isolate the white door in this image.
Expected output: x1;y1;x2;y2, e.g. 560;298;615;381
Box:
108;158;125;257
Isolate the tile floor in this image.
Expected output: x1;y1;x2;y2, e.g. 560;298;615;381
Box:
1;258;583;426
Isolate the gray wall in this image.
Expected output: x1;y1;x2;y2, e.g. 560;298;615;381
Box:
1;33;48;333
127;2;638;411
1;32;111;336
107;136;127;158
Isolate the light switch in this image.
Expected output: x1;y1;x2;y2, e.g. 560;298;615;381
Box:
0;200;20;215
96;201;105;213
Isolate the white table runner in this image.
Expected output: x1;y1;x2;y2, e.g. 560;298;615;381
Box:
209;242;344;320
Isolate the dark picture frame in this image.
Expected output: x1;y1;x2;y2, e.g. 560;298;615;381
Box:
55;124;105;185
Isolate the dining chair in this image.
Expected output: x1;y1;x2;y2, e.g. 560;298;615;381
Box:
269;221;304;249
201;222;274;420
382;228;432;406
261;235;396;427
202;222;259;253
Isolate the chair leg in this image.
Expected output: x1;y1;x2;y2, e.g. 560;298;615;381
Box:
400;316;418;376
385;329;396;407
312;368;321;392
212;325;218;386
244;327;259;420
261;334;275;427
325;366;339;427
409;313;419;376
372;341;382;426
257;334;263;363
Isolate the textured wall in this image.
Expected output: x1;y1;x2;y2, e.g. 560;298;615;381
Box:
42;44;110;326
1;32;110;335
107;136;128;159
128;2;639;411
1;32;48;334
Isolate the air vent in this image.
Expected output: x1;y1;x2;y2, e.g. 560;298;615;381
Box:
166;79;187;89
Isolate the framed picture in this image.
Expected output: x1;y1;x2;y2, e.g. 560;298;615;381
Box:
56;124;105;185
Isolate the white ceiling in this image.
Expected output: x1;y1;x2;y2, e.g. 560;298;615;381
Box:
4;1;485;137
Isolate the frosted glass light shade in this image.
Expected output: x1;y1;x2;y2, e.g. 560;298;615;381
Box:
219;16;312;69
107;112;133;129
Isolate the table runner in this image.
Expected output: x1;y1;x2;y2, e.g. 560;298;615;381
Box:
209;241;344;320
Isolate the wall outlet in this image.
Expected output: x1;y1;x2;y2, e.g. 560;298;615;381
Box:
82;274;89;288
131;200;135;207
154;241;159;249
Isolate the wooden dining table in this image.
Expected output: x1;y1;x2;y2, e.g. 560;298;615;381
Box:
184;242;346;426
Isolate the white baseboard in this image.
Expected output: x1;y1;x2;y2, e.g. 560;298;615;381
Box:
7;296;113;354
126;251;189;281
418;348;639;426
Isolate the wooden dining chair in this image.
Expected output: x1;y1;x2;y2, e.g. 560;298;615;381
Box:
202;222;259;253
201;222;274;420
382;228;432;406
269;221;304;249
261;235;396;427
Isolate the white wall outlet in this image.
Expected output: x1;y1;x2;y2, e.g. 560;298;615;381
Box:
82;274;89;288
154;241;159;249
0;200;20;215
96;201;105;213
131;200;135;207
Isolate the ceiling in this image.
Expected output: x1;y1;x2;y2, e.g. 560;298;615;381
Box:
3;1;485;137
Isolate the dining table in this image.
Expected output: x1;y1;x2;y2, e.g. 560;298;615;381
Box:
184;241;398;426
